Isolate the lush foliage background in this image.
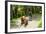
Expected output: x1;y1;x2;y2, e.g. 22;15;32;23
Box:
10;5;42;28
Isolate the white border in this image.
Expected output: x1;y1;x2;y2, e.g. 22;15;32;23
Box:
7;2;44;32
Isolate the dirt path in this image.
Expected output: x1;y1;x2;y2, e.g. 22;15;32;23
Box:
10;15;41;32
11;16;38;29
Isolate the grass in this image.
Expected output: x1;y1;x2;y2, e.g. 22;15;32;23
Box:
37;18;42;28
10;17;20;28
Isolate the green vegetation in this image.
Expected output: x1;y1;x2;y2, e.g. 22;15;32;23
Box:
37;19;42;28
10;5;42;28
10;5;42;20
